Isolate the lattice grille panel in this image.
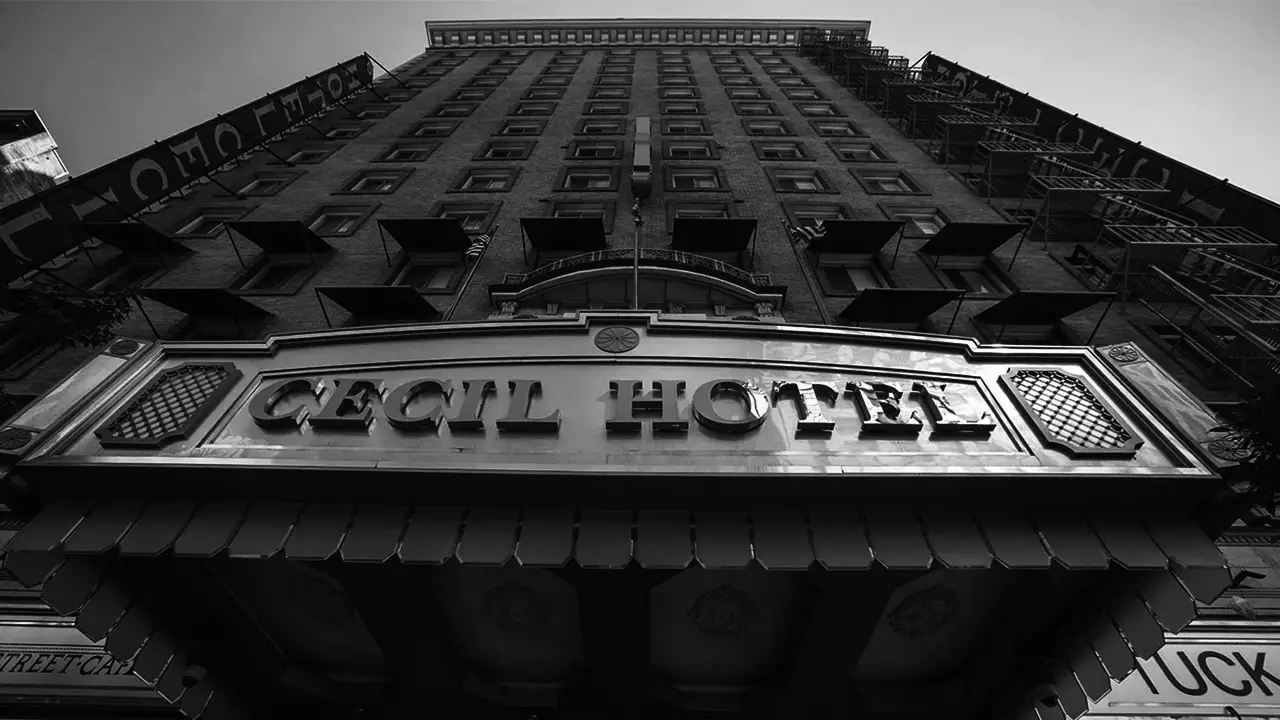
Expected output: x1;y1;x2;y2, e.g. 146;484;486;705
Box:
1001;369;1142;457
96;364;241;448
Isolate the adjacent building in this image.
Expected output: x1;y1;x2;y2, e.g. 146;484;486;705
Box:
0;17;1276;720
0;110;69;207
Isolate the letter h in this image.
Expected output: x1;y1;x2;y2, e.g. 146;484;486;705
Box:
607;380;688;432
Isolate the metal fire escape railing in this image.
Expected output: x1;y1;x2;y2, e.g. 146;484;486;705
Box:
965;125;1096;202
929;110;1040;165
1010;155;1173;247
901;91;996;139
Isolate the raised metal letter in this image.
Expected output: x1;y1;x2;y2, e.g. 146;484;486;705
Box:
772;380;838;434
496;380;561;433
911;381;995;434
692;379;770;434
607;380;687;432
249;378;323;429
848;380;922;435
448;379;496;431
383;378;453;432
307;378;383;430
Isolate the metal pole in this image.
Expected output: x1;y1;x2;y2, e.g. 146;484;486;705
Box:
947;293;965;335
339;63;388;103
784;220;834;326
216;114;294;167
225;225;247;269
304;77;364;121
1086;294;1117;345
443;223;499;322
130;292;161;339
376;223;392;266
365;52;413;91
1172;177;1229;211
153;142;242;198
909;51;931;70
632;201;643;310
314;288;333;329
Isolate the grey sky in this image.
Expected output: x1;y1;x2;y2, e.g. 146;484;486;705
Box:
3;0;1278;203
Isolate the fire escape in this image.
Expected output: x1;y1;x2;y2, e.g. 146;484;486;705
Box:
799;28;1280;395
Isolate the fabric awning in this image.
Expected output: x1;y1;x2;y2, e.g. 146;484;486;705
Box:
377;219;471;254
671;218;756;253
839;288;963;324
74;222;189;256
919;221;1024;257
520;217;608;252
225;221;333;255
140;288;269;319
977;291;1116;326
808;220;905;256
316;286;440;321
3;500;1230;597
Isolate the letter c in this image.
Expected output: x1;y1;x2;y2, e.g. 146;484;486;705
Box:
1199;651;1252;697
129;159;169;203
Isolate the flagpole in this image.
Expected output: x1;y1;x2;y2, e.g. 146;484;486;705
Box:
631;201;643;310
443;224;498;322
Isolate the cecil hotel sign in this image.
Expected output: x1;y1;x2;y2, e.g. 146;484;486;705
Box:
248;376;997;435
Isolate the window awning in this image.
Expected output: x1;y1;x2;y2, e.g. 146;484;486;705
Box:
316;285;440;323
376;218;471;255
807;219;905;256
919;221;1024;257
671;218;757;253
225;221;333;255
74;222;190;256
519;218;607;263
976;291;1116;326
140;287;269;319
839;288;964;326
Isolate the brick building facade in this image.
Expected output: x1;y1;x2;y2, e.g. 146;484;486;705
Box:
0;17;1278;720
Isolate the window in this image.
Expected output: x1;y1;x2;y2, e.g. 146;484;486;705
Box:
450;89;492;102
658;77;695;88
431;103;479;117
659;66;691;75
476;140;536;160
237;258;313;293
340;170;411;194
357;105;397;119
551;56;582;65
379;90;418;103
493;58;522;67
938;266;1010;296
743;119;792;136
666;167;724;191
467;77;504;88
91;262;163;293
326;124;369;140
659;88;699;100
407;77;437;89
821;263;889;295
452;167;520;192
542;66;577;76
282;147;335;164
797;103;842;117
667;201;731;231
830;141;892;162
726;88;767;100
767;168;833;193
608;48;634;56
662;119;710;135
552;201;615;232
585;102;629;115
495;119;546;136
482;66;515;76
590;87;630;99
773;77;812;87
376;142;438;162
716;66;749;76
419;66;451;77
308;206;373;236
852;169;925;195
435;58;465;67
557;48;586;56
568;140;622;159
812;120;865;137
784;202;853;227
534;76;571;87
664;140;717;159
558;167;618;191
431;202;499;233
721;76;760;87
393;259;460;293
236;173;298;196
511;102;555;116
659;56;690;65
783;88;824;101
407;120;459;138
599;66;635;76
659;49;688;57
577;119;624;135
754;141;811;160
662;102;705;115
734;102;778;116
711;57;743;65
757;57;786;66
885;206;948;236
603;57;635;66
764;66;799;76
175;207;251;237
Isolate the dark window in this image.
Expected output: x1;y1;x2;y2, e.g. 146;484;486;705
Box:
852;169;926;195
658;76;694;86
811;120;866;137
797;103;843;117
734;102;778;116
552;201;615;232
307;206;374;236
476;140;536;161
450;89;492;102
660;87;700;100
377;142;439;162
569;140;622;159
767;168;833;192
662;119;711;135
726;88;767;100
577;119;625;135
175;207;251;237
451;167;520;192
431;202;500;233
585;102;629;115
430;103;479;117
339;170;411;194
664;140;717;159
590;87;631;99
830;142;892;162
495;119;546;136
395;261;460;293
743;119;792;136
534;76;571;86
666;167;725;191
754;141;811;160
784;202;853;226
407;121;459;138
511;102;556;116
558;167;618;191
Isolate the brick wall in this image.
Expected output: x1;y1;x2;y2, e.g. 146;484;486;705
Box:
1;45;1221;404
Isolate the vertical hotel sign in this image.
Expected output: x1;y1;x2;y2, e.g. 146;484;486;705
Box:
0;55;375;283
